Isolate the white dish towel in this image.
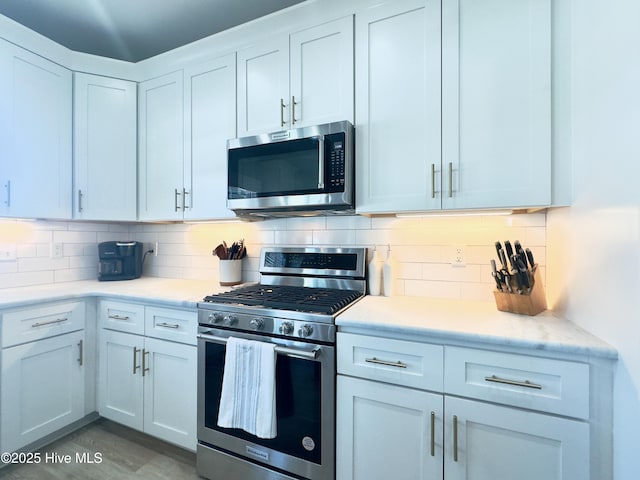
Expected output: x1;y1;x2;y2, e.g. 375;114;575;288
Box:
217;336;277;439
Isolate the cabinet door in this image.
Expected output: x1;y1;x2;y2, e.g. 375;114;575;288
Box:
138;71;184;221
290;16;354;127
237;37;289;136
337;376;443;480
444;396;589;480
143;337;197;451
355;0;441;214
184;54;237;220
0;39;72;219
1;330;84;452
74;73;137;221
97;329;144;430
441;0;551;209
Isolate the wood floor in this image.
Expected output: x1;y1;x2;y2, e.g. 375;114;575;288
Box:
1;419;201;479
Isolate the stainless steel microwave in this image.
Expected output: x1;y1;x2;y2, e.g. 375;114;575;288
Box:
227;120;354;217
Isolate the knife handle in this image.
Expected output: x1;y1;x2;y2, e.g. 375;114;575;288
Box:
504;240;514;259
525;248;535;269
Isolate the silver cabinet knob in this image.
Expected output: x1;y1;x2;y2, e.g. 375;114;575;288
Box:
279;321;294;335
298;324;314;338
250;318;265;330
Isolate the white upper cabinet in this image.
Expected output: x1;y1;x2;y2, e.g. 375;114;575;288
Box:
73;73;137;221
441;0;551;210
183;53;237;220
138;71;184;221
0;39;72;219
237;15;354;136
289;16;354;128
357;0;552;214
356;0;442;214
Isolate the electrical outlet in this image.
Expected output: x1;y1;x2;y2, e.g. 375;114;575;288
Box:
450;245;466;267
52;242;64;258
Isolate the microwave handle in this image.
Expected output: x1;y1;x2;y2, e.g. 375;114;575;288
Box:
318;135;325;189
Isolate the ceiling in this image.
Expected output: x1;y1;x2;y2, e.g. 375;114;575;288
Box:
0;0;306;63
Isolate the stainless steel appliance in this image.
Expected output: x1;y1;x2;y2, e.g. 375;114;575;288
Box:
227;121;354;217
98;241;143;281
197;246;367;480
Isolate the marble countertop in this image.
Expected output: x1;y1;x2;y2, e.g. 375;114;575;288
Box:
336;296;618;359
0;279;617;360
0;277;227;310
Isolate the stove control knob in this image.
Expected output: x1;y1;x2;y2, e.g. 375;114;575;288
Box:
250;318;265;330
279;321;294;335
223;315;238;326
208;313;224;324
298;324;314;338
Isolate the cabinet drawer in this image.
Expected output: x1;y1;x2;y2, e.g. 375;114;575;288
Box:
2;301;85;347
444;347;590;419
145;307;197;345
337;332;443;391
99;300;145;335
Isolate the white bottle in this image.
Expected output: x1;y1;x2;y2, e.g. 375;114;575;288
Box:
383;244;397;297
367;247;383;296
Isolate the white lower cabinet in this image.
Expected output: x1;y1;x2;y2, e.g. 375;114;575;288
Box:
1;330;85;452
336;333;592;480
337;376;443;480
97;301;197;451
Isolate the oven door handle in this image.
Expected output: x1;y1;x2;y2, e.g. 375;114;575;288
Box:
197;332;322;360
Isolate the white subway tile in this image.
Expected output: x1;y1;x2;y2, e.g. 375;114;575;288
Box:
404;280;461;299
326;215;371;230
18;257;69;272
312;229;356;246
54;230;98;244
274;230;313;245
285;217;326;231
0;270;54;289
55;268;97;283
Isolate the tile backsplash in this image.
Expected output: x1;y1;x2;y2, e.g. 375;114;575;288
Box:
0;213;546;302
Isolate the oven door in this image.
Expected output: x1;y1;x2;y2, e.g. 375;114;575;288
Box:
197;327;335;480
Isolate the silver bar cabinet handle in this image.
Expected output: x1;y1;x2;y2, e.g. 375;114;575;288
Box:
364;357;407;368
280;98;286;127
484;375;542;390
448;162;453;198
78;189;83;212
174;188;181;212
142;349;150;377
430;411;435;456
431;164;436;198
157;322;180;329
291;95;297;124
453;415;459;462
182;188;189;210
4;180;10;207
78;340;84;366
109;314;130;321
133;347;141;374
32;317;68;328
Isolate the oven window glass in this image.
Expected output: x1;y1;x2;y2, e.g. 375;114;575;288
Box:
203;341;322;464
228;137;321;199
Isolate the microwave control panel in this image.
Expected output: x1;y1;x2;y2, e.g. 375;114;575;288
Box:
326;132;346;191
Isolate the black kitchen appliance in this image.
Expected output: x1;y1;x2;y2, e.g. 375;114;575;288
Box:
98;241;143;281
197;246;367;480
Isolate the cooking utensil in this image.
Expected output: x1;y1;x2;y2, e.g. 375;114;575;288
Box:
490;259;503;291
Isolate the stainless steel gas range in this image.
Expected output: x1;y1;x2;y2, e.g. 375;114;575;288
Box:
196;246;367;480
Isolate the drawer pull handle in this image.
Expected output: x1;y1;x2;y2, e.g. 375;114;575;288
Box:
365;357;407;368
157;322;180;329
31;317;68;328
109;314;130;321
485;375;542;390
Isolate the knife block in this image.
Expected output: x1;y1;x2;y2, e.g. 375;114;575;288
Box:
493;265;547;316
